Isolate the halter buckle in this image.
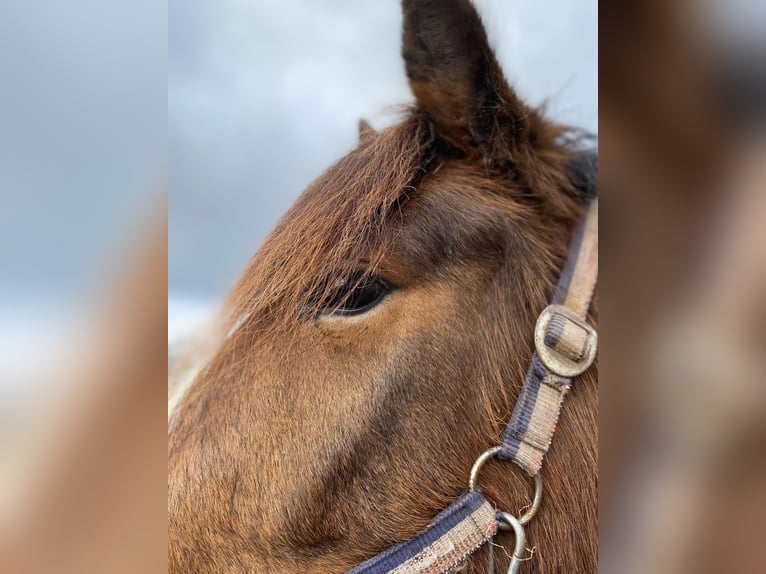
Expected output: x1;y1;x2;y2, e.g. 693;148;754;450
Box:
534;304;597;377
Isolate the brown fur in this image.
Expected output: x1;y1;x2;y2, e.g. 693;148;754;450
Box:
169;1;597;572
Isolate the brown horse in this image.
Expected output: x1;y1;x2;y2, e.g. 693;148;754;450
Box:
168;1;597;572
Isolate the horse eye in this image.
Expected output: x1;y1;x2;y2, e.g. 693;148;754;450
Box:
322;273;390;316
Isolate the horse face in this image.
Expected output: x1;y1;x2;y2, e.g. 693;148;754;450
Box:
169;2;595;572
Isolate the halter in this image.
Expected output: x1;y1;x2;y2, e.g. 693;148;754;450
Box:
347;182;598;574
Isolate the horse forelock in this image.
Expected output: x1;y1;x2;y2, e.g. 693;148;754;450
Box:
227;116;435;340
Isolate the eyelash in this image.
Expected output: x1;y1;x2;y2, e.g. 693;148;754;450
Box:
319;272;391;316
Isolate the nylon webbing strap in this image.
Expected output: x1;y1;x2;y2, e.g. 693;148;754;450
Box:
346;491;497;574
499;198;598;475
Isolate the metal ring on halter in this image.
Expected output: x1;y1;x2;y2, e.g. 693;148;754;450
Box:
497;512;527;574
468;446;543;528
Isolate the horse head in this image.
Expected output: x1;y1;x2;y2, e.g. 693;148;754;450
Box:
169;1;597;572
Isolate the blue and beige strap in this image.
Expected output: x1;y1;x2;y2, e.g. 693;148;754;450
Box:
346;197;598;574
499;198;598;475
346;491;498;574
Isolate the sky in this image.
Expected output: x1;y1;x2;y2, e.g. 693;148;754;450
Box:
0;0;167;380
0;1;166;302
168;0;598;301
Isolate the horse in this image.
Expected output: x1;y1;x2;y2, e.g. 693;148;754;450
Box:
168;1;597;572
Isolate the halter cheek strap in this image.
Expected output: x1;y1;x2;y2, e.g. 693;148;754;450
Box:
346;197;598;574
499;198;598;475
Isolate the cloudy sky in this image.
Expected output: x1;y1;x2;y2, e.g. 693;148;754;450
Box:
169;0;598;301
0;0;166;377
0;1;165;303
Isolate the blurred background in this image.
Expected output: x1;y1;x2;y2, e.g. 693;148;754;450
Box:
0;0;165;381
168;0;598;340
0;2;167;572
0;0;763;572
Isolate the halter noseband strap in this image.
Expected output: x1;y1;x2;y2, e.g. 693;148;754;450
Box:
347;196;599;574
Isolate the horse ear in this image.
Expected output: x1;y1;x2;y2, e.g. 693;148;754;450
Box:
358;118;376;139
401;0;529;153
